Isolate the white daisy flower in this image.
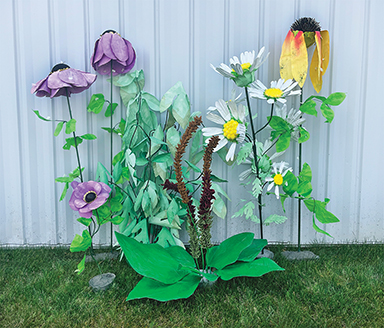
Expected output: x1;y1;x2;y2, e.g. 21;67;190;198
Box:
202;99;246;162
239;139;285;181
210;48;269;87
249;78;301;104
265;161;292;199
274;104;306;141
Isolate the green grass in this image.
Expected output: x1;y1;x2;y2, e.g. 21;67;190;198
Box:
0;244;383;328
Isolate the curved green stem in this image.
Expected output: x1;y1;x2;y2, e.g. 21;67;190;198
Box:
244;87;263;241
65;90;83;183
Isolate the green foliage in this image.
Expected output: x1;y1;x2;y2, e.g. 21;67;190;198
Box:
87;93;105;114
70;230;92;253
116;232;283;301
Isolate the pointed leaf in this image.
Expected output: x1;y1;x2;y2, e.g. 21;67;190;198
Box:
87;94;105;114
54;121;64;136
65;119;76;134
206;232;254;270
298;126;310;143
238;239;267;262
164;246;196;268
155;227;177;248
325;92;346;106
215;257;284;281
75;255;86;275
126;274;201;301
70;230;92;253
320;103;334;123
299;99;317;116
115;232;189;284
77;217;92;227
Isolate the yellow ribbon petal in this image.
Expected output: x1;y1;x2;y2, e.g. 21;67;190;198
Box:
310;31;322;93
320;30;330;75
280;30;294;81
291;31;308;88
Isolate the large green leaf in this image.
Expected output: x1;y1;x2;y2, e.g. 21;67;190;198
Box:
206;232;254;270
282;170;298;196
87;94;105;114
126;273;201;301
215;257;284;281
299;99;317;116
324;92;346;106
166;127;180;157
142;92;160;112
237;239;267;262
70;230;92;253
164;246;196;268
276;131;291;152
115;232;188;284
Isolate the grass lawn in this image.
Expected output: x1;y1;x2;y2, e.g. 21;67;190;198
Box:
0;244;383;328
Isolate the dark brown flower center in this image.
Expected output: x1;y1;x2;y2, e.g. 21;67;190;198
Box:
51;63;70;73
84;191;97;203
102;29;117;35
291;17;321;32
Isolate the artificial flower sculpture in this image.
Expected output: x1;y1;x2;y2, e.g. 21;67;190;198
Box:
265;162;292;200
91;30;136;75
211;48;269;87
31;63;96;98
279;17;330;93
274;104;306;142
69;181;111;218
202;99;246;162
249;78;301;104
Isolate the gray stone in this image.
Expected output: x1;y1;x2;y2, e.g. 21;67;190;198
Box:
281;250;319;261
256;249;274;259
89;273;116;292
85;251;119;263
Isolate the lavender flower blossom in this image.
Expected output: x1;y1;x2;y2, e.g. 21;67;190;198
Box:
31;63;97;98
91;30;136;76
69;181;111;218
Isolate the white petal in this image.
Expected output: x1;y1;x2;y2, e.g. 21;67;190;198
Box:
227;101;238;119
276;78;285;89
202;127;223;136
214;137;228;151
207;112;225;125
237;104;246;121
267;182;274;191
239;168;252;181
281;79;293;90
216;99;231;121
267;98;275;104
277;98;286;104
274;185;280;199
226;143;237;162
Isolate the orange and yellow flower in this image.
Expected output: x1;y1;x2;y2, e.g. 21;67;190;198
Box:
279;17;330;93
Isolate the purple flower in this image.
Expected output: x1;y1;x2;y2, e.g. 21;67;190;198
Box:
31;63;97;98
91;30;136;76
69;181;111;218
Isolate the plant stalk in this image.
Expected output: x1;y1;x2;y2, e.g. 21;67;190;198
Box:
298;88;303;252
245;87;263;241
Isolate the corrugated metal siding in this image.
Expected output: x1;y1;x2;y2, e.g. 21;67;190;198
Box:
1;0;383;246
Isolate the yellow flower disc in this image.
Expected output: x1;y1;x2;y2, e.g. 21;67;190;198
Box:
264;88;283;98
232;62;251;73
223;119;239;140
273;173;283;186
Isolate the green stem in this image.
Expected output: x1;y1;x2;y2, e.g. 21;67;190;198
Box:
110;62;114;251
245;87;263;241
298;88;303;252
65;90;83;183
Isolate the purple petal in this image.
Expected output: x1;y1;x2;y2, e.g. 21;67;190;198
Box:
31;76;48;94
34;79;51;97
78;207;93;218
58;69;88;87
87;181;102;194
92;39;104;64
50;88;68;98
47;72;71;89
83;72;97;85
125;39;136;66
100;32;116;60
112;61;129;75
111;33;128;62
88;197;108;210
71;181;80;189
100;182;111;194
95;63;112;75
74;198;87;208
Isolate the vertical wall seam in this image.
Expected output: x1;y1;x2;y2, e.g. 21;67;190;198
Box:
355;0;371;240
12;0;26;244
47;0;59;243
189;0;194;104
322;0;336;235
154;0;160;98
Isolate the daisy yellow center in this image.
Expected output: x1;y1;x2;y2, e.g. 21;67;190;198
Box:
232;62;252;72
223;119;239;141
273;174;283;186
264;88;283;98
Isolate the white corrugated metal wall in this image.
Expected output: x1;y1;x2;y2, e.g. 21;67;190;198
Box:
1;0;383;246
